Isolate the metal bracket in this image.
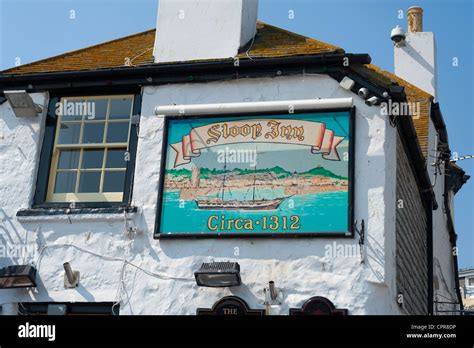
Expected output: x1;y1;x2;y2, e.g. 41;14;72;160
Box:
263;287;283;306
354;219;365;264
64;271;80;288
131;114;140;125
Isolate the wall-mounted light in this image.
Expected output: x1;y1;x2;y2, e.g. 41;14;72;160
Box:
0;265;37;289
339;76;355;91
4;90;43;117
63;262;79;288
194;262;241;288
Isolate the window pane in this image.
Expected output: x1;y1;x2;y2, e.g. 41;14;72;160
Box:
58;150;80;169
109;97;132;120
78;171;101;193
103;171;126;192
81;149;104;169
106;122;129;143
58;123;81;144
59;99;84;121
106;149;127;168
87;99;108;120
82;122;105;143
54;172;77;193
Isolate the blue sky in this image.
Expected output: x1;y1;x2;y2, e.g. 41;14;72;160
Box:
0;0;472;267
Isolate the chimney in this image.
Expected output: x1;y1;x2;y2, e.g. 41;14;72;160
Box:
153;0;259;63
394;6;437;99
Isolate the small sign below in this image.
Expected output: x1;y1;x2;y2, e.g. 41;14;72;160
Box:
197;296;265;316
289;296;348;315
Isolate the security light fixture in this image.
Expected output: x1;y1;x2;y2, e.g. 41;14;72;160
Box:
63;262;80;288
0;265;37;289
4;90;43;117
391;25;406;46
357;87;369;100
194;262;241;288
339;76;355;91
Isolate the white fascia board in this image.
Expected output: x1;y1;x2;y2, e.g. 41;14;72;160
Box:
155;98;353;116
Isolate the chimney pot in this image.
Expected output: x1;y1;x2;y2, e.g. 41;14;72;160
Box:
407;6;423;32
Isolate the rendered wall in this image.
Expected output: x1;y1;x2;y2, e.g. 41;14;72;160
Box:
0;74;401;315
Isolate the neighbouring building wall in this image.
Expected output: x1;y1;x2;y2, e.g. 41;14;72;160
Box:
459;270;474;300
0;74;401;315
395;131;428;314
427;118;459;314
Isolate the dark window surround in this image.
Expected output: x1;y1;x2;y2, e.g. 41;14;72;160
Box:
18;302;119;315
17;89;141;217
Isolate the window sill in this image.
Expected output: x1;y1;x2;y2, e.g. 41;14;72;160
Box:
16;206;137;223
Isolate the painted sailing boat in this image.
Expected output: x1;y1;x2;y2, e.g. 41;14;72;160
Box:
195;159;289;210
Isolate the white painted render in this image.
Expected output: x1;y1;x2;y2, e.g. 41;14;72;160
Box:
394;32;438;100
153;0;258;63
0;74;402;315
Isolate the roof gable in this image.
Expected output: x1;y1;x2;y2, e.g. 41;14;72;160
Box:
2;22;342;75
1;22;432;156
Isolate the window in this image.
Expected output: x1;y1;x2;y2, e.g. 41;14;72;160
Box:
468;277;474;287
32;93;140;208
46;96;133;203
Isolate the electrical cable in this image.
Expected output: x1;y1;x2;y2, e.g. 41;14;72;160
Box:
35;243;195;282
127;47;154;67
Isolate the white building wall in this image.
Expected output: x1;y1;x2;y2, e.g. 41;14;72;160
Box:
394;32;437;100
0;75;401;315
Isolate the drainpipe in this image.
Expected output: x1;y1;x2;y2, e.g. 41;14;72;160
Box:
427;196;434;315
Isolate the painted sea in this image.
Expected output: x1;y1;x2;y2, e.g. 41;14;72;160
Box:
159;190;349;234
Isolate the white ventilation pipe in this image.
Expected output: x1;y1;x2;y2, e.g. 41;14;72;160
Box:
155;98;353;116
